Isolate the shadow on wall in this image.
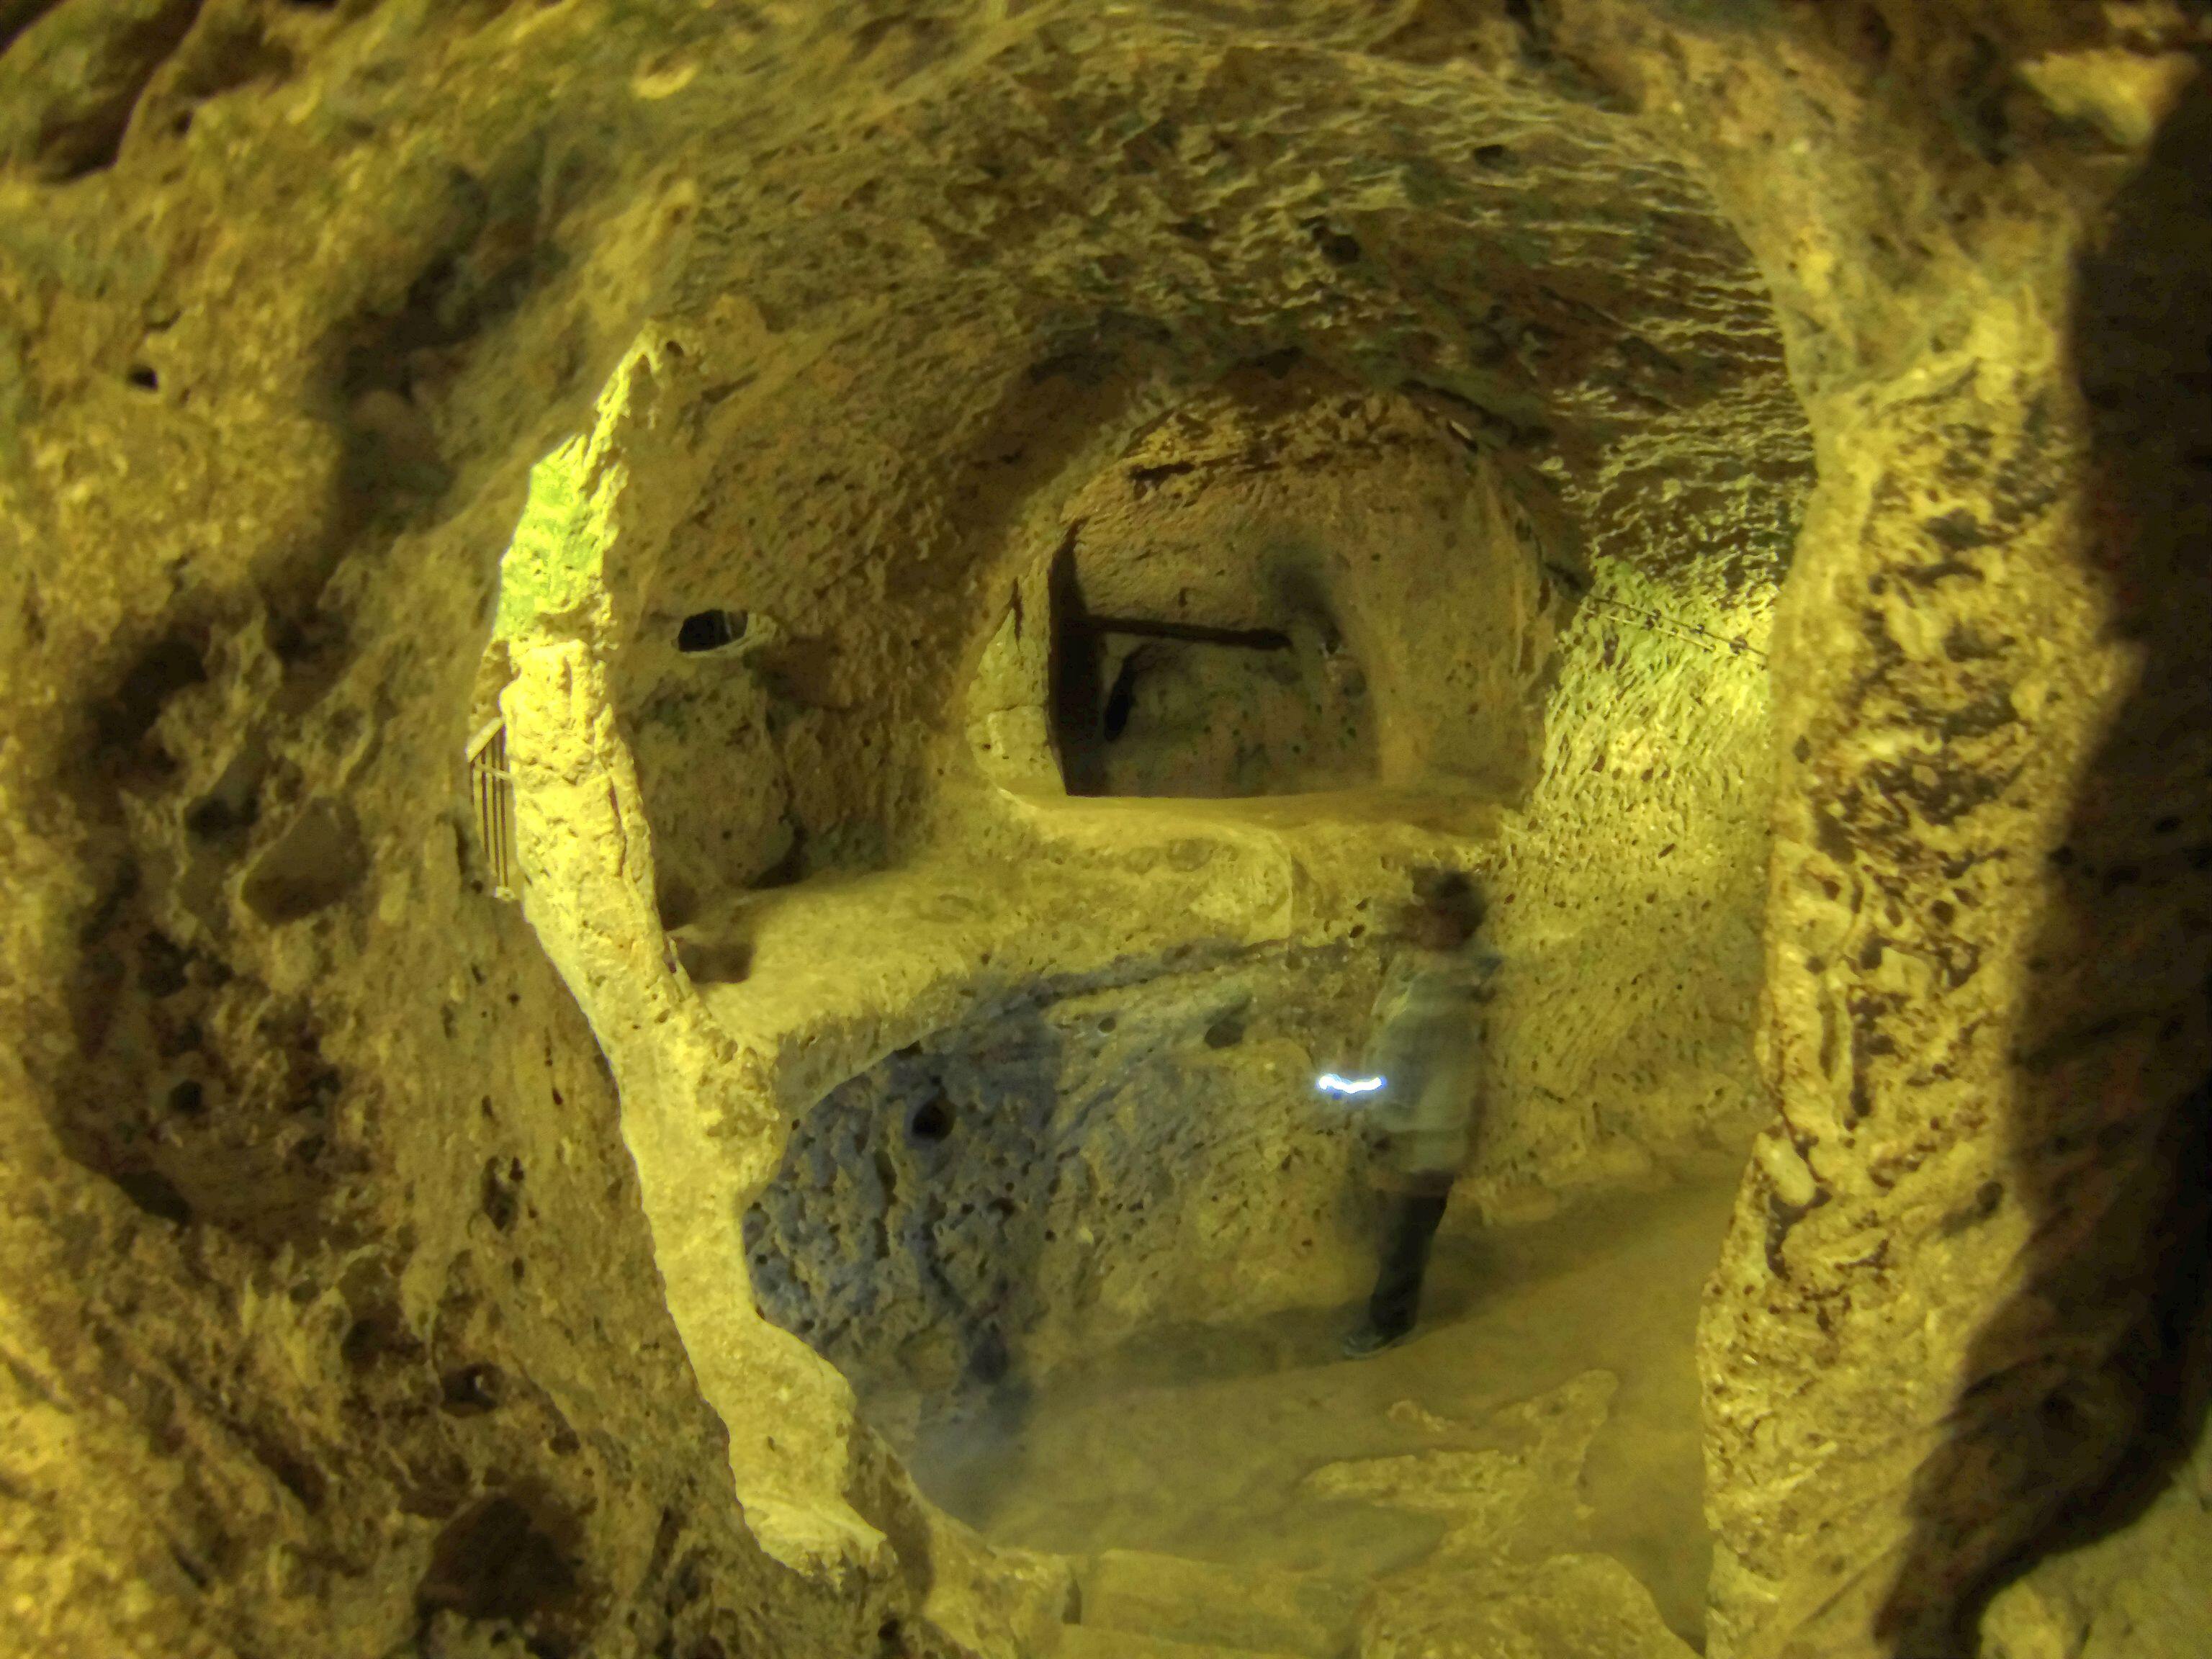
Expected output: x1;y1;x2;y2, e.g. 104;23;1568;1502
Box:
1882;73;2212;1653
742;1010;1070;1403
740;952;1385;1422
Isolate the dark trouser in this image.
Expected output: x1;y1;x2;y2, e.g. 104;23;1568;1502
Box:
1366;1182;1452;1339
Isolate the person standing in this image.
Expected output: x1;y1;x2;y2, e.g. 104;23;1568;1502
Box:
1341;873;1495;1357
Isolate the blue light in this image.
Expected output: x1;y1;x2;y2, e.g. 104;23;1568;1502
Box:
1316;1073;1387;1098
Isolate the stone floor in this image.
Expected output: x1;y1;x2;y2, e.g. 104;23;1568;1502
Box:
907;1157;1746;1653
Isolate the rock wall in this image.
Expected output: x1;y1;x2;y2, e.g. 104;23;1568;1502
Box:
0;5;904;1652
4;2;2208;1656
1552;4;2212;1655
744;947;1385;1428
1473;382;1813;1222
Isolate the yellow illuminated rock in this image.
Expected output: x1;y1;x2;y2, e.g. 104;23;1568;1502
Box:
2;4;2208;1658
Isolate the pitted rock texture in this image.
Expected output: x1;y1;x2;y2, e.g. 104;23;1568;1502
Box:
746;948;1385;1413
4;2;2210;1658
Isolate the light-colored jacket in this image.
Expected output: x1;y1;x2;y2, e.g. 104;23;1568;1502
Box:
1360;948;1490;1182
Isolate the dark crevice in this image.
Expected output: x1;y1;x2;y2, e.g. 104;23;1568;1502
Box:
416;1493;578;1626
1100;649;1143;743
676;609;745;653
1079;617;1292;651
751;819;809;889
0;0;66;55
92;631;209;757
324;155;559;531
112;1166;194;1226
17;0;204;181
1046;530;1106;795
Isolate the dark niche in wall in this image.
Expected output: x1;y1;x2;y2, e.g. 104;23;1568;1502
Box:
1048;564;1375;799
675;608;746;653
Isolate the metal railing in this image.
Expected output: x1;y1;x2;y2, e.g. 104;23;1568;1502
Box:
466;719;521;902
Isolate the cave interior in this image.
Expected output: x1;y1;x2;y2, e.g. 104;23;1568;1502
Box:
4;4;2211;1659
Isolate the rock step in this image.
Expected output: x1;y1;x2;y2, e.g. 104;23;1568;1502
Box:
1056;1626;1302;1659
1074;1550;1362;1659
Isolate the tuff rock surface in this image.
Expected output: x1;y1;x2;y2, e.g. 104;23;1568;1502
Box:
3;4;2209;1658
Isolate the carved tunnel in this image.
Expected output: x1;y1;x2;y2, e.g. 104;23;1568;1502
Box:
8;7;2211;1659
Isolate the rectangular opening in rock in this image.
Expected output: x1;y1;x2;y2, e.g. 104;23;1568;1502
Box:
1051;614;1376;799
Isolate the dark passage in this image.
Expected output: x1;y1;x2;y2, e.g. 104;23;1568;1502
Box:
1051;609;1374;799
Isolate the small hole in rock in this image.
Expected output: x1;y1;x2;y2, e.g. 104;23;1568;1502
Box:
676;609;745;652
416;1493;575;1624
185;792;254;837
127;365;160;392
481;1158;521;1231
908;1096;955;1146
1305;221;1362;265
96;632;208;753
968;1328;1010;1384
440;1363;505;1416
340;1319;385;1369
673;936;753;985
114;1167;193;1226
